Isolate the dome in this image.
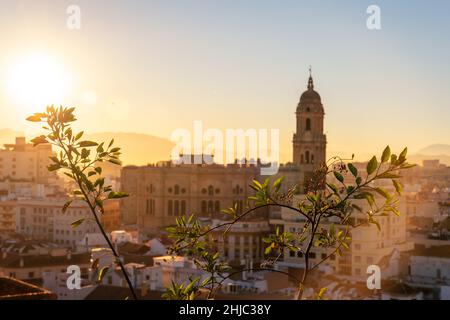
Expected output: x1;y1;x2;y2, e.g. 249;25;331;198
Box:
300;75;321;102
296;74;323;112
300;89;321;102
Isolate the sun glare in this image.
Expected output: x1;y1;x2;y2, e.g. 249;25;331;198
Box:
5;52;71;111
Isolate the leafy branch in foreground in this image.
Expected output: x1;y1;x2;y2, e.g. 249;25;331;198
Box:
27;106;137;300
166;145;415;300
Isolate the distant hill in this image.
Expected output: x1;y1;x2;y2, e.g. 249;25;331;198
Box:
409;144;450;166
416;144;450;156
85;132;174;166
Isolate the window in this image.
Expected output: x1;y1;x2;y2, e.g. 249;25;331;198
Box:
355;268;361;275
181;200;186;214
168;200;173;216
355;256;361;263
309;252;316;259
367;257;374;264
354;243;361;250
174;200;180;215
208;200;213;213
146;199;155;215
208;185;214;196
174;185;180;195
201;201;207;214
306;118;311;131
290;251;295;257
305;151;310;164
214;201;220;213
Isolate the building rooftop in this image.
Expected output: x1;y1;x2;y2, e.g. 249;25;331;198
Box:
411;245;450;259
0;277;56;300
0;251;90;269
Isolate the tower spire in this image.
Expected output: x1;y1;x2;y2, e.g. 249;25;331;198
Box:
307;65;314;90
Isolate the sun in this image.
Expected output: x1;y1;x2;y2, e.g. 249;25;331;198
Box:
5;52;71;111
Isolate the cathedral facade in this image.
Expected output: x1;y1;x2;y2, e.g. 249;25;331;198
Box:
121;71;327;231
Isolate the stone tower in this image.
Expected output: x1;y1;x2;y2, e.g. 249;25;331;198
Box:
292;70;327;191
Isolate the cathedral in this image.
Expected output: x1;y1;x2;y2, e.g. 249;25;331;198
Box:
292;71;327;191
121;70;327;231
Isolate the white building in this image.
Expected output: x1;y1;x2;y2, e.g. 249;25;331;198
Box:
407;245;450;299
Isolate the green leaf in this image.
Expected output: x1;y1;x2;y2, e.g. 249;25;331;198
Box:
333;171;344;183
347;163;358;177
71;218;85;228
381;146;391;163
62;200;73;213
47;164;61;172
26;115;42;122
398;147;408;164
272;176;285;191
108;158;122;166
374;187;391;200
108;191;129;199
326;182;339;194
30;135;48;146
367;156;378;175
375;172;402;179
75;131;84;141
78;141;98;147
98;267;109;282
393;180;403;196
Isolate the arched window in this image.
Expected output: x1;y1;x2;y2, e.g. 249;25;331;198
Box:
311;154;315;164
208;185;214;196
168;200;173;216
306;118;311;131
305;151;310;164
174;185;180;195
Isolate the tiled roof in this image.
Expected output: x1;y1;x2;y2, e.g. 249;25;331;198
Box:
0;277;56;300
0;252;91;269
118;241;151;255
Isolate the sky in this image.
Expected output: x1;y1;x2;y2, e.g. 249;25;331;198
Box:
0;0;449;162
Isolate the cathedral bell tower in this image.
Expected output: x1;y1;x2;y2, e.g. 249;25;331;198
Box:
292;69;327;191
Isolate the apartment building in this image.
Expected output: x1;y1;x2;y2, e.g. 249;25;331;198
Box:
0;137;54;184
